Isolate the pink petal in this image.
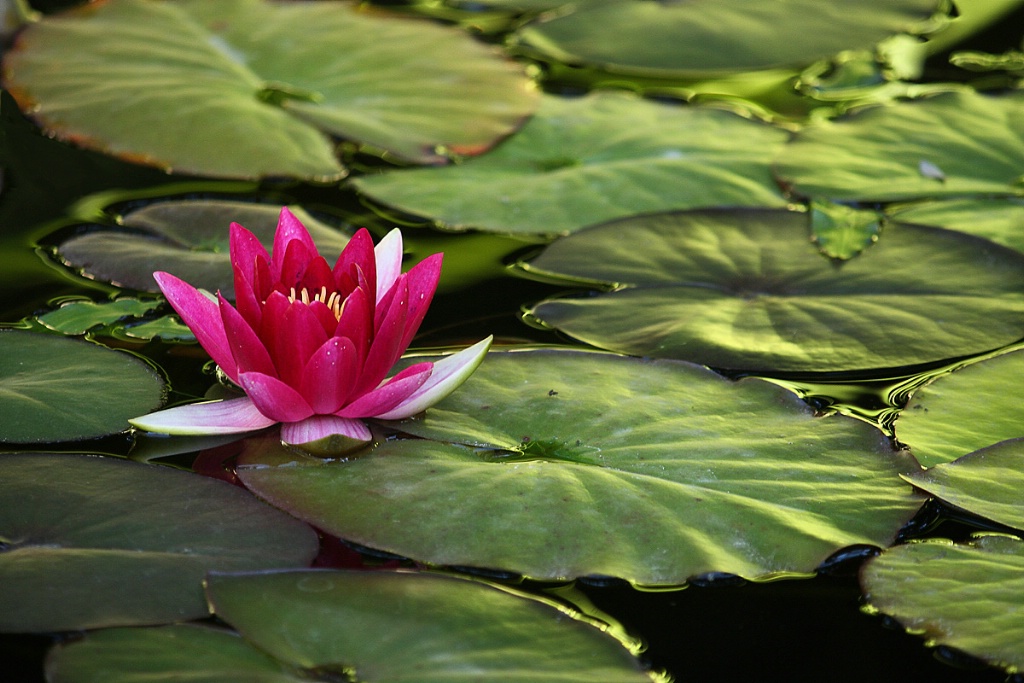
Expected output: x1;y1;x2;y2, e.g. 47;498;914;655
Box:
374;228;403;304
259;291;292;364
301;336;359;413
273;301;329;388
353;278;408;396
338;362;432;418
279;238;317;289
129;397;276;435
218;293;276;378
374;336;493;420
230;224;269;328
335;285;373;366
154;271;237;381
281;415;372;445
332;228;376;300
396;253;442;351
239;372;315;423
271;207;318;280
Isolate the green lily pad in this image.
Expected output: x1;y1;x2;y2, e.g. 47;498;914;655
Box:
0;329;163;443
809;200;882;260
2;0;537;178
238;350;922;585
0;453;319;633
350;92;788;235
47;570;659;683
56;200;349;296
523;209;1024;373
513;0;940;77
861;535;1024;673
886;198;1024;254
895;349;1024;468
37;298;161;335
775;89;1024;202
903;438;1024;531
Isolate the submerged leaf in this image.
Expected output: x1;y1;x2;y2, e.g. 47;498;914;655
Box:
239;350;922;585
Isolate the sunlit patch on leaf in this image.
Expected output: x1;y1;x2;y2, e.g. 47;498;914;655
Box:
351;91;788;235
861;535;1024;674
237;349;922;585
886;198;1024;254
522;208;1024;373
0;453;319;632
0;329;164;443
37;297;161;335
809;199;881;260
895;348;1024;467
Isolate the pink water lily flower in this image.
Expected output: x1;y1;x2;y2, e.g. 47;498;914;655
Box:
130;208;491;446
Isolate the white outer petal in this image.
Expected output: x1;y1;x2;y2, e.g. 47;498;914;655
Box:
281;415;372;445
374;336;493;420
374;228;403;304
129;397;276;435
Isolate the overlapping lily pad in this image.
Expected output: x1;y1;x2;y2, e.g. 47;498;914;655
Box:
350;92;789;235
903;438;1024;531
895;349;1024;467
238;350;922;585
56;200;348;296
0;453;319;632
2;0;537;177
886;198;1024;254
37;298;161;335
775;89;1024;201
513;0;940;77
47;570;659;682
523;209;1024;373
861;535;1024;673
0;330;163;443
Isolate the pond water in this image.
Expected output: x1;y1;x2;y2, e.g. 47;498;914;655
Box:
3;1;1024;681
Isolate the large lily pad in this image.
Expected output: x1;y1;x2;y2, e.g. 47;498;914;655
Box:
895;349;1024;467
903;438;1024;531
886;198;1024;254
350;92;789;235
775;89;1024;202
523;209;1024;373
47;570;659;683
0;330;163;443
238;350;922;585
0;453;319;632
2;0;537;177
56;200;349;296
861;535;1024;673
513;0;940;77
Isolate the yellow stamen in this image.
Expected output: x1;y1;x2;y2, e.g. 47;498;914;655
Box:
287;286;345;320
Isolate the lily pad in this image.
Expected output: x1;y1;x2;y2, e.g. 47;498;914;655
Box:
861;535;1024;673
0;453;319;632
903;438;1024;531
523;209;1024;373
37;298;162;335
2;0;537;177
775;89;1024;202
56;200;349;296
47;570;659;683
238;350;922;585
0;329;163;443
513;0;940;77
886;198;1024;254
895;349;1024;467
350;92;789;235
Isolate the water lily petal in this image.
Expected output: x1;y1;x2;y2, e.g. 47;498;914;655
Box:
230;223;269;328
279;238;318;290
281;415;372;445
374;228;404;305
335;285;373;366
239;371;315;423
332;228;376;300
273;301;330;388
218;293;276;378
355;278;409;396
397;252;442;351
128;396;276;435
301;336;359;413
154;271;237;381
375;336;493;420
338;362;432;418
271;207;317;281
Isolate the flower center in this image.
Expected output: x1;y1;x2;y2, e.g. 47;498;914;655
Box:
289;285;343;319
